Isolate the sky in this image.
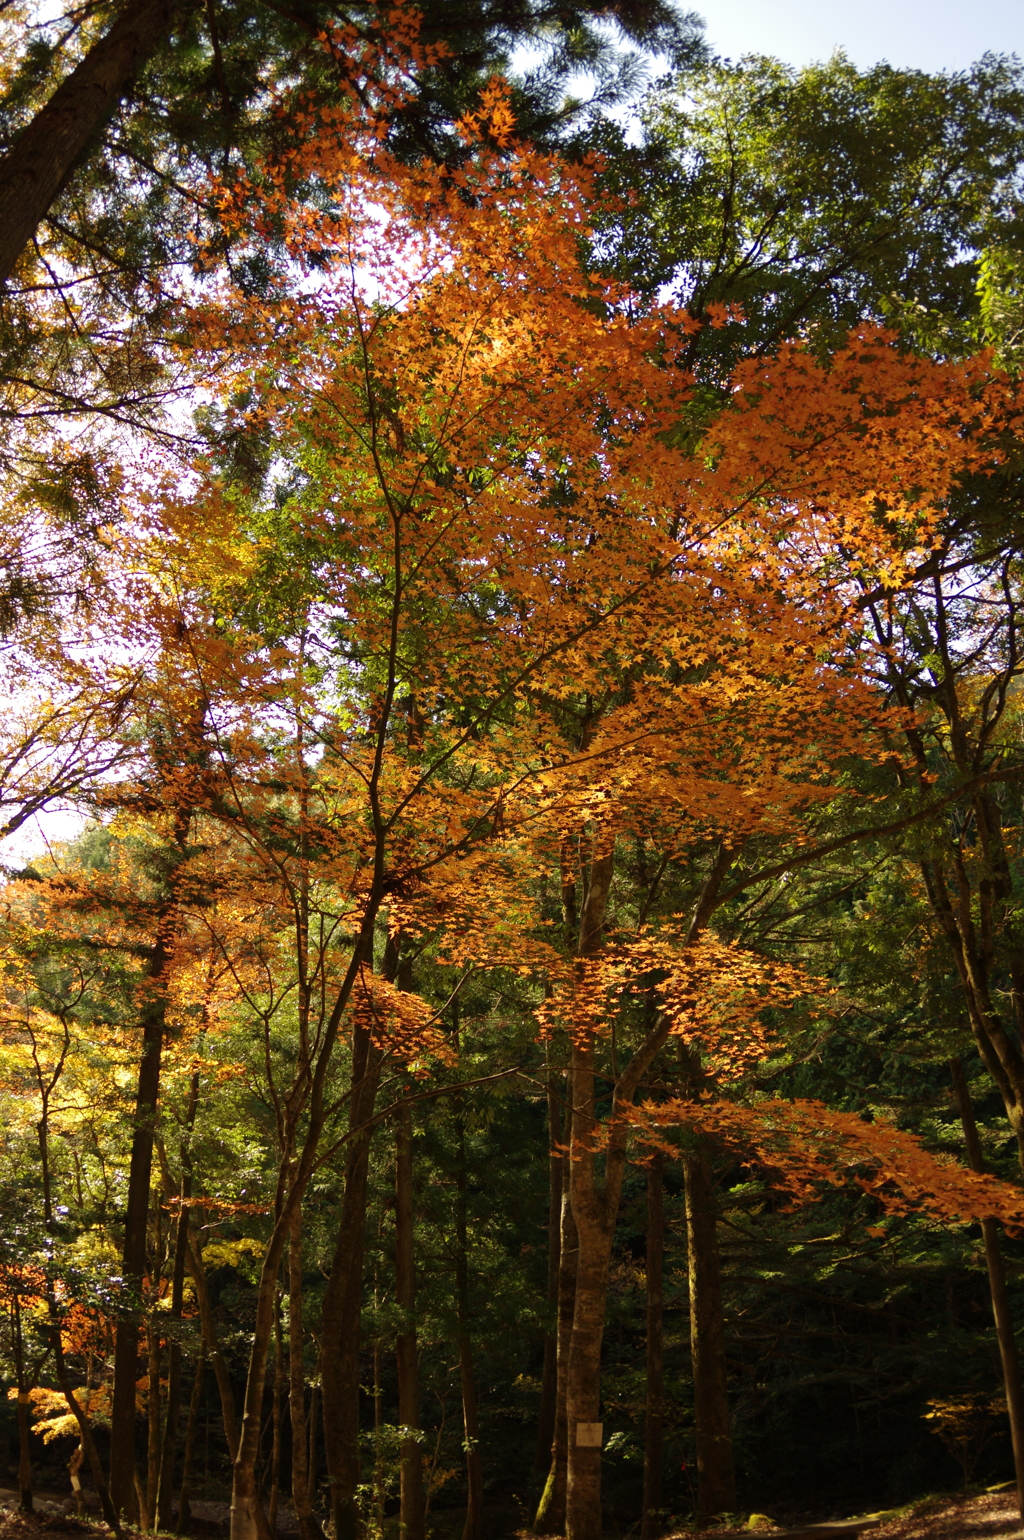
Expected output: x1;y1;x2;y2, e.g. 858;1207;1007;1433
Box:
697;0;1023;74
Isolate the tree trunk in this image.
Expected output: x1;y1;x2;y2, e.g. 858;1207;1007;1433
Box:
156;1070;199;1531
145;1316;162;1530
536;1054;562;1472
920;844;1024;1172
11;1293;34;1514
269;1290;284;1535
642;1153;664;1540
0;0;176;285
110;862;187;1522
683;1146;735;1525
454;1078;483;1540
564;1040;616;1540
452;1041;483;1540
176;1349;205;1533
459;1334;483;1540
565;850;617;1540
109;971;165;1522
535;1077;577;1535
320;1019;384;1540
287;1202;323;1540
395;1094;425;1540
950;1055;1024;1520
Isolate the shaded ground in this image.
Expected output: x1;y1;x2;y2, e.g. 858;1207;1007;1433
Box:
666;1488;1024;1540
2;1486;1022;1540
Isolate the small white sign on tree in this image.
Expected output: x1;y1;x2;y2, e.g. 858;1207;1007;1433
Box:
576;1422;603;1447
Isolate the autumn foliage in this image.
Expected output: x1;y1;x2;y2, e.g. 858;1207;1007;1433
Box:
2;8;1024;1539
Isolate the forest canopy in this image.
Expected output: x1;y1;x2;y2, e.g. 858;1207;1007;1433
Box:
2;6;1024;1540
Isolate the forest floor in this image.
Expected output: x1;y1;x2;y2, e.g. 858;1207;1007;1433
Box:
0;1486;1021;1540
670;1487;1023;1540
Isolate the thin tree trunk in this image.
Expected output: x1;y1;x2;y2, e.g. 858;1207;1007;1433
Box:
561;842;732;1540
11;1294;33;1513
454;1077;483;1540
307;1368;320;1512
683;1146;735;1525
156;1069;200;1530
950;1055;1024;1520
145;1315;162;1530
459;1336;483;1540
110;852;188;1522
0;0;176;285
287;1202;322;1540
565;850;616;1540
536;1053;562;1472
320;942;390;1540
320;1027;383;1540
176;1348;205;1533
642;1153;664;1540
269;1289;284;1535
395;1094;425;1540
535;1077;576;1535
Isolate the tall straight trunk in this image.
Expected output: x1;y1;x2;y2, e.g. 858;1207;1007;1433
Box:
320;940;392;1540
950;1055;1024;1520
565;1034;617;1540
562;841;733;1540
0;0;176;284
109;962;168;1522
145;1316;162;1529
11;1293;33;1513
642;1153;664;1540
110;803;191;1522
287;1202;322;1540
683;1146;735;1525
565;850;619;1540
454;1077;483;1540
395;1094;425;1540
269;1290;284;1535
535;1077;577;1534
308;1369;320;1509
156;1069;200;1530
536;1054;563;1472
176;1348;205;1533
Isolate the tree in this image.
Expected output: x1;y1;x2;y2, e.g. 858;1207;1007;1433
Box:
587;51;1024;374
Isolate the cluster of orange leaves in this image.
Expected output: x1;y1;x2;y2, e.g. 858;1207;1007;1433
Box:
630;1096;1024;1231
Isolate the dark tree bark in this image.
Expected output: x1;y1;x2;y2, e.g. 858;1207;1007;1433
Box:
156;1070;200;1530
454;1072;483;1540
395;1094;425;1540
683;1145;735;1525
110;801;192;1522
535;1052;563;1472
320;1016;384;1540
642;1152;665;1540
145;1313;162;1529
534;1076;577;1534
0;0;178;286
287;1202;323;1540
11;1293;34;1514
176;1348;205;1533
950;1054;1024;1520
